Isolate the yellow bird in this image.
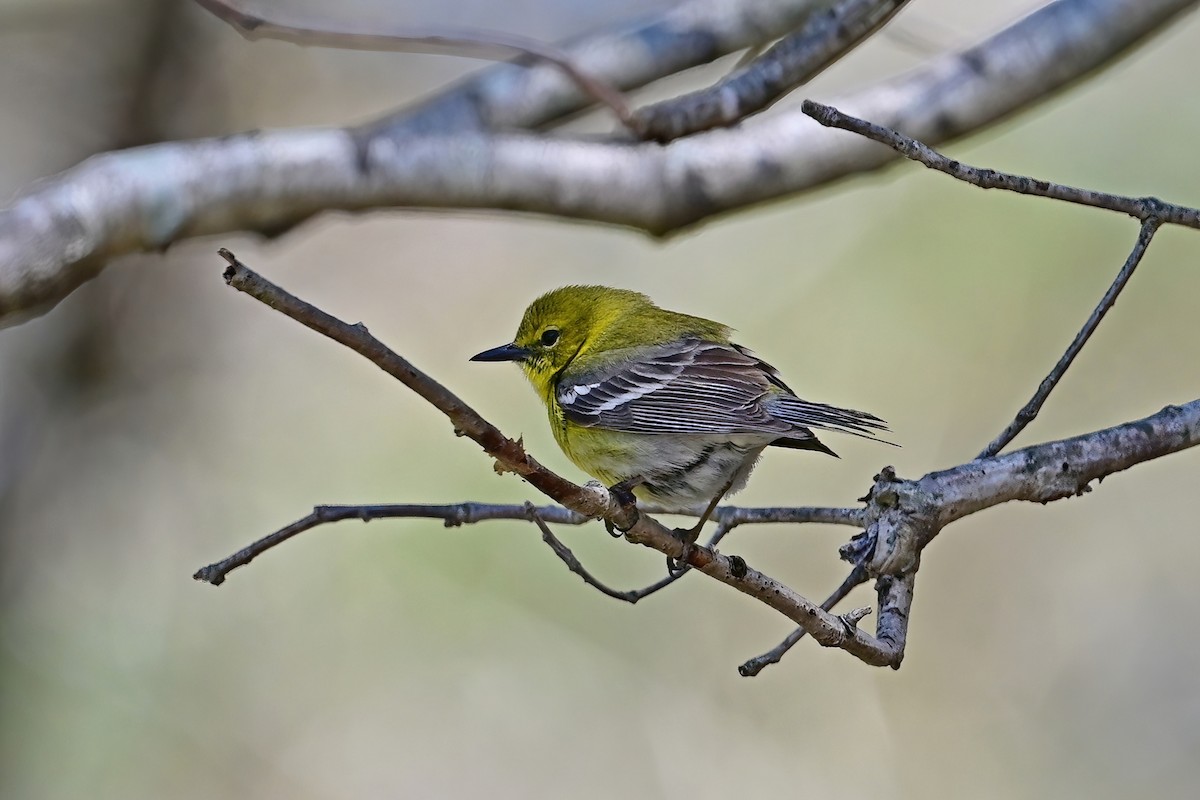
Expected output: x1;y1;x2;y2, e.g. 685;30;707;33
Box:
471;286;889;549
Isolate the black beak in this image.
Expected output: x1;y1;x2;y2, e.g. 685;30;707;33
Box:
470;343;533;363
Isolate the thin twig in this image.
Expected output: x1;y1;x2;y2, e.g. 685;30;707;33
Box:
192;499;860;586
528;504;739;603
525;502;649;603
190;494;765;595
192;0;635;129
978;218;1161;458
801;100;1200;229
191;503;587;585
633;0;910;141
798;101;1186;457
739;562;869;676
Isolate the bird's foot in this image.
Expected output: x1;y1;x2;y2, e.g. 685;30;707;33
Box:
604;476;644;537
666;523;702;575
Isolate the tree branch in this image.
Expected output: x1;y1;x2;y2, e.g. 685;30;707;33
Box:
632;0;911;141
979;218;1160;457
798;101;1191;460
802;100;1200;228
822;401;1200;670
191;500;852;587
363;0;833;136
192;0;636;130
738;562;870;676
523;504;741;604
3;0;1194;323
854;401;1200;584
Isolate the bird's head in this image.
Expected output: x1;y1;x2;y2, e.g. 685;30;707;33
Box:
470;285;662;394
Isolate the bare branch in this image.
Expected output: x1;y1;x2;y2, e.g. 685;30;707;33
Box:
806;399;1198;667
192;0;636;130
937;402;1200;527
190;497;751;601
366;0;833;135
529;507;740;604
191;499;859;586
632;0;910;141
822;402;1200;668
854;402;1200;586
190;502;591;585
713;505;863;527
979;218;1161;458
525;503;650;603
873;572;914;663
739;562;869;676
2;0;1194;323
802;101;1200;228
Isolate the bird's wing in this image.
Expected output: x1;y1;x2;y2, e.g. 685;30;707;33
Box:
556;338;887;440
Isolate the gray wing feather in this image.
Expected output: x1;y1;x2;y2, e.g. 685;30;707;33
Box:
557;339;888;441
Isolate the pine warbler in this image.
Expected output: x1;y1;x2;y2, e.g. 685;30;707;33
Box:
471;286;888;531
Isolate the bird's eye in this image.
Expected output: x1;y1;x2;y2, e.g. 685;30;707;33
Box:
540;328;560;347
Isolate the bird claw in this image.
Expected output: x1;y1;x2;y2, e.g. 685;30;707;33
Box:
666;525;701;575
604;518;628;538
665;551;690;576
605;477;643;536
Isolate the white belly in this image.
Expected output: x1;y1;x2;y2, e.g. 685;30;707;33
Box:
574;432;772;509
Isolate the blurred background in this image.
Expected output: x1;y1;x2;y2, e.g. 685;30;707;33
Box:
1;1;1198;797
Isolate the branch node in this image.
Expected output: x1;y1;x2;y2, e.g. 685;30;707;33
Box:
850;468;932;578
1139;196;1166;219
875;487;900;508
839;606;872;633
839;531;873;565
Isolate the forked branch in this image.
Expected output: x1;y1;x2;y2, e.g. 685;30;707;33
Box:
632;0;911;141
801;101;1196;460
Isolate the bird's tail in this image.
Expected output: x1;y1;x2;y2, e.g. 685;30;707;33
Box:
769;396;896;446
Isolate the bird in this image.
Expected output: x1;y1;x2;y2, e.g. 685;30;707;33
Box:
470;285;889;563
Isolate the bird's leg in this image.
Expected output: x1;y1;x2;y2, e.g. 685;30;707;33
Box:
666;479;734;575
604;476;644;537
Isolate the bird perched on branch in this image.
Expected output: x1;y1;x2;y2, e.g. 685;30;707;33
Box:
471;286;889;566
